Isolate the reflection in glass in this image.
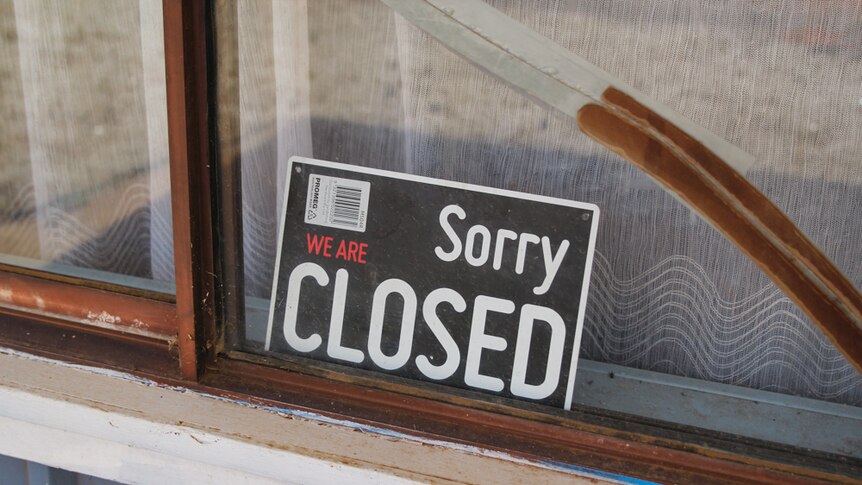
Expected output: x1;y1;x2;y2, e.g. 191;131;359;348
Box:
221;0;861;405
0;0;173;290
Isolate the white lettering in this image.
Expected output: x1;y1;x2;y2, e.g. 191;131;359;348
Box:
434;204;466;262
434;206;568;294
368;279;417;370
416;288;464;380
327;269;364;363
464;224;491;266
510;304;566;400
515;233;541;274
492;229;517;270
282;262;326;353
465;296;514;392
534;237;569;296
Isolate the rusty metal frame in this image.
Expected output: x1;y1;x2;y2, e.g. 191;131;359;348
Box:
0;0;217;377
381;0;862;373
211;0;247;352
0;271;175;339
0;0;218;380
0;307;180;380
163;0;218;380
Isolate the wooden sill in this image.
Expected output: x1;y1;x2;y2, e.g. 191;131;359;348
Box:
199;354;862;485
0;347;627;484
0;307;858;483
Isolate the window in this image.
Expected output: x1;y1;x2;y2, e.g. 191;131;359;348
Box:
0;0;176;349
1;0;860;482
0;0;173;293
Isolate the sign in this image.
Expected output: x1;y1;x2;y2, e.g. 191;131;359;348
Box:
265;157;599;409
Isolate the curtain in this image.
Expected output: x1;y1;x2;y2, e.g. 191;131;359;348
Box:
234;0;862;405
0;0;173;283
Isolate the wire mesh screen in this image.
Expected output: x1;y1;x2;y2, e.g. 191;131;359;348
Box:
228;0;862;405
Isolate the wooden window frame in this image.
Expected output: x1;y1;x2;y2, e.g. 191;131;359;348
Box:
0;1;859;483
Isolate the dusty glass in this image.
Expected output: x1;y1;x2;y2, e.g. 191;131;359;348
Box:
209;0;862;465
0;0;173;292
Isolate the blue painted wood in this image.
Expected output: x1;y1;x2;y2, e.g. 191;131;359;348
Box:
0;455;123;485
0;454;27;485
574;360;862;459
77;475;123;485
25;462;52;485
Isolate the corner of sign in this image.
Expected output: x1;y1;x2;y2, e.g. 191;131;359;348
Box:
288;155;310;166
585;203;600;223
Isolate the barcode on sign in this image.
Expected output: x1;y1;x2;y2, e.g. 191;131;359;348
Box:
332;185;363;228
304;174;371;233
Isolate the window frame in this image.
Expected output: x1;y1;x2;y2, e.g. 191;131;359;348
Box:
0;1;858;483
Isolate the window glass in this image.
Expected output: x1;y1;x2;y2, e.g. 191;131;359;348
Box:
480;0;862;405
217;0;861;407
0;0;173;292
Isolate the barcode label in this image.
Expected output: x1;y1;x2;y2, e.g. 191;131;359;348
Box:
331;185;363;228
304;174;370;232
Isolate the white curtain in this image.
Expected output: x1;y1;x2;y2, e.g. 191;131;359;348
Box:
0;0;173;283
235;0;862;405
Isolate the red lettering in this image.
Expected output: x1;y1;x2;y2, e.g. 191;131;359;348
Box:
310;235;367;263
306;233;327;255
323;236;333;257
336;240;348;260
358;243;368;264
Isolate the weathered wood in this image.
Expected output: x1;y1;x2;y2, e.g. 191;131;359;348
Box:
163;0;216;379
0;350;615;485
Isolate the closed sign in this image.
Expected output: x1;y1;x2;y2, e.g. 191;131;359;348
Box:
265;157;599;409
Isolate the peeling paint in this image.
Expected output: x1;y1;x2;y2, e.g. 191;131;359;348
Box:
0;303;167;341
188;434;218;445
0;347;644;483
86;310;122;325
0;348;162;387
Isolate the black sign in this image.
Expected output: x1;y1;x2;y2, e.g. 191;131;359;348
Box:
265;157;599;409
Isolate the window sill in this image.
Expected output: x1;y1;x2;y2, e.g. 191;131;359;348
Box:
0;347;636;485
1;306;858;483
